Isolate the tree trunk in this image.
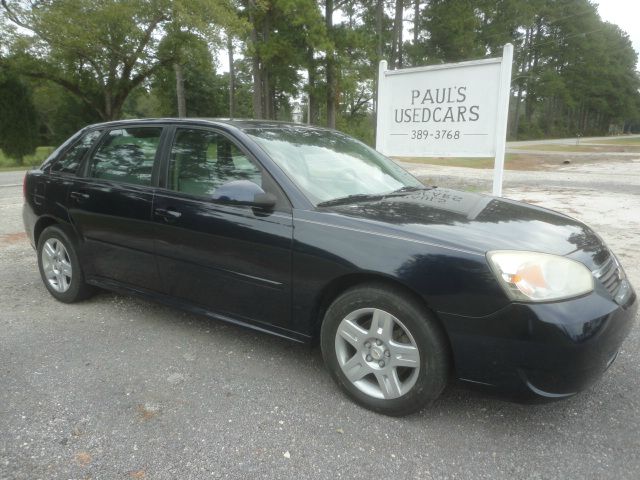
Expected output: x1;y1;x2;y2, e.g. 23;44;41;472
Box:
376;0;383;61
104;88;113;120
262;10;274;119
373;0;384;143
513;85;523;139
326;0;336;129
307;49;318;124
174;62;186;118
390;0;404;69
246;1;263;119
263;66;272;119
252;61;263;119
512;28;531;138
227;34;235;119
250;32;263;118
269;82;276;120
398;1;404;68
413;0;419;44
111;96;127;122
526;22;542;124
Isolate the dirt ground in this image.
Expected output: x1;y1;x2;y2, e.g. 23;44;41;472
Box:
1;149;639;479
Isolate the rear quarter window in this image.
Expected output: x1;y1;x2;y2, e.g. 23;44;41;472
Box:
50;130;102;175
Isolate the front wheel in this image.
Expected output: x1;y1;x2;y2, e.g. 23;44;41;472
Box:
321;283;450;416
37;225;93;303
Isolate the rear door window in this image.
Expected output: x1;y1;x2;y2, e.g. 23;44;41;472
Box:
87;127;163;186
51;130;102;175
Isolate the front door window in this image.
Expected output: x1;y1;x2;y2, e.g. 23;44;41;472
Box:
168;128;263;198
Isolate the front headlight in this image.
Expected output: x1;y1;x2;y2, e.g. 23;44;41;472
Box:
487;251;594;302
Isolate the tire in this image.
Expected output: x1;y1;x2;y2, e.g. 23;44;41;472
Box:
321;283;450;416
37;225;94;303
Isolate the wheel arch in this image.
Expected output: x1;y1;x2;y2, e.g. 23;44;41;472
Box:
311;273;455;370
34;216;79;247
34;216;60;246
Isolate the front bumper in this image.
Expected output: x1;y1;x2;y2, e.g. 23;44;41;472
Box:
440;284;637;401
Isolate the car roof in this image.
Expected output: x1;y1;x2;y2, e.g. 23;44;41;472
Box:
85;118;334;133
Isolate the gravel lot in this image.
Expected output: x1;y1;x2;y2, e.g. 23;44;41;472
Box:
1;154;639;480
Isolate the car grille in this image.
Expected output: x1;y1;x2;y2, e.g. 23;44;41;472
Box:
592;254;624;297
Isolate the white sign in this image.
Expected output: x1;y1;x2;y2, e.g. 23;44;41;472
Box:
376;44;513;196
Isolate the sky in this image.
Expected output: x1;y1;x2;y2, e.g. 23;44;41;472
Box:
595;0;640;55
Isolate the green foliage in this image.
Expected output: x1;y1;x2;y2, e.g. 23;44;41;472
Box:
0;146;55;169
508;0;640;138
1;0;639;143
2;0;171;119
228;57;257;119
153;32;227;117
0;69;39;164
1;0;239;120
243;0;328;119
337;113;375;147
425;0;485;61
31;82;101;145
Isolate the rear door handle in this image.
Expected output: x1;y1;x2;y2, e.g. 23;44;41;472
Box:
70;191;90;201
155;208;182;222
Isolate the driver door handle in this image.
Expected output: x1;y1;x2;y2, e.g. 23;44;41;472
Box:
70;191;90;202
155;208;182;222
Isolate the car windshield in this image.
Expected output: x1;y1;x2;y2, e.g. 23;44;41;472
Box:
245;127;423;206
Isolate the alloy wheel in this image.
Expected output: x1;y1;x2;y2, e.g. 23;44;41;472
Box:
41;238;73;293
334;307;421;400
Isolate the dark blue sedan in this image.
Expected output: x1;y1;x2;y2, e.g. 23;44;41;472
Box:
22;119;637;416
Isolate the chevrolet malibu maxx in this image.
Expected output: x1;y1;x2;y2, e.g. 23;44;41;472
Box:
23;119;637;416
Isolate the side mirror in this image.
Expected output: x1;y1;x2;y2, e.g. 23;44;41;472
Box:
252;192;277;209
212;180;276;209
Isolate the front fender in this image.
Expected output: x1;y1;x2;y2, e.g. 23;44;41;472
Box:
292;209;509;336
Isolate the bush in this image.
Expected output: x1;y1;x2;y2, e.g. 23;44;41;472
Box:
0;147;55;169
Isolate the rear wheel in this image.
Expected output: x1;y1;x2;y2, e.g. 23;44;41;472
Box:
37;225;93;303
321;283;449;416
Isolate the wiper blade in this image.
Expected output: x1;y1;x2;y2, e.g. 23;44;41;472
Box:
317;193;385;207
316;186;434;207
380;185;435;199
388;185;433;195
316;185;435;207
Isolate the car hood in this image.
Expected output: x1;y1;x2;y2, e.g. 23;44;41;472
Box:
322;188;607;263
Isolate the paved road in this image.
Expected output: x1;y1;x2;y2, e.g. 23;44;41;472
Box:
1;163;639;479
0;170;27;186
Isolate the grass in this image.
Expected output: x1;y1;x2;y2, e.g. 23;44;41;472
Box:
398;156;496;168
583;136;640;146
509;142;640;153
397;154;539;170
0;146;55;171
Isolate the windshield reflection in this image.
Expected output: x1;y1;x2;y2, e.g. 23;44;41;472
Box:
246;127;422;205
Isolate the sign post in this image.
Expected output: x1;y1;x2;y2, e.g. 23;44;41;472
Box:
491;43;513;196
376;44;513;196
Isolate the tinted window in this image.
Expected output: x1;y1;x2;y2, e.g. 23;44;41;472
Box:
51;130;102;175
168;128;262;197
88;127;162;186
